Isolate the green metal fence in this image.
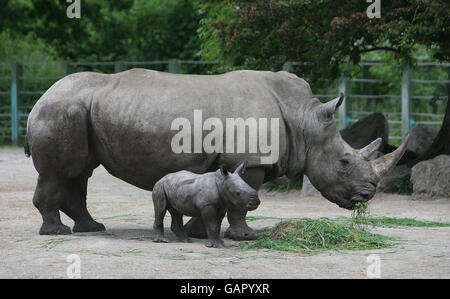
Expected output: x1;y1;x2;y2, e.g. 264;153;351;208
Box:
284;60;449;142
0;59;448;146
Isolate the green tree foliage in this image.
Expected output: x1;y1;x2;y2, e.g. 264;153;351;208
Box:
1;0;202;62
199;0;449;79
196;0;237;71
0;32;58;65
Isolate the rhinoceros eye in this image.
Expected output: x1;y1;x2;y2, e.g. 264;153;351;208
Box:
236;191;241;196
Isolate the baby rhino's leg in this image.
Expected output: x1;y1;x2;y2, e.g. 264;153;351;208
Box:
167;205;190;242
152;184;168;243
201;206;225;248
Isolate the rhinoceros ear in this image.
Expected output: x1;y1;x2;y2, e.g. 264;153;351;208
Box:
317;93;344;121
220;165;229;177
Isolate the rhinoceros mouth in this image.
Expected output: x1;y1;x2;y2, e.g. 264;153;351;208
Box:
337;200;357;210
333;189;374;210
245;203;260;211
333;180;375;209
339;191;375;210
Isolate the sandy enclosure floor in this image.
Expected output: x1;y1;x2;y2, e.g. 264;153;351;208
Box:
1;147;449;279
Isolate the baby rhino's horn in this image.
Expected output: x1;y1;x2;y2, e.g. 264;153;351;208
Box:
235;161;248;176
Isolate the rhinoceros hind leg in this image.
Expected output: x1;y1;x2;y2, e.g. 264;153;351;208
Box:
39;223;72;235
33;175;72;235
29;101;104;234
33;171;104;235
167;205;190;242
58;173;105;233
184;217;207;239
73;221;105;233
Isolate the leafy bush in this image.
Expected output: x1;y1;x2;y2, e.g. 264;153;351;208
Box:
263;177;302;192
391;178;414;195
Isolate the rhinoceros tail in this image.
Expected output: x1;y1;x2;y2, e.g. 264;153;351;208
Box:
24;134;31;157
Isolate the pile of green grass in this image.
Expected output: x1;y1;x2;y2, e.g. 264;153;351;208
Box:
246;215;450;227
244;217;393;255
242;201;450;255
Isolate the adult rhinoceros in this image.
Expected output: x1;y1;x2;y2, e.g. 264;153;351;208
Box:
26;69;408;239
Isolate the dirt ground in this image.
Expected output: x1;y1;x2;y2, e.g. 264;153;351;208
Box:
1;147;449;279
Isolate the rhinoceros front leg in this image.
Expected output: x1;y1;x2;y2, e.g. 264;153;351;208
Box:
185;167;265;240
224;206;258;240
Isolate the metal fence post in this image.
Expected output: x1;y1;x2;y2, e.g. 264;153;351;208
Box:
168;59;181;74
61;61;73;77
338;77;351;129
362;65;375;111
10;62;23;146
114;61;125;73
401;67;412;140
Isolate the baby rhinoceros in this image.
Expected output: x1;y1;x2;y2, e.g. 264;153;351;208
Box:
152;161;260;248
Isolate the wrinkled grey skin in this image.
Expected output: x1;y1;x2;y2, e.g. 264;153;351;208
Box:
152;162;259;248
26;69;408;238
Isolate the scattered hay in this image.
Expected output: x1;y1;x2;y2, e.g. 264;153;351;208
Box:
363;216;450;228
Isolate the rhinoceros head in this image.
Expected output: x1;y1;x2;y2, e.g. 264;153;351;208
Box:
303;93;409;210
219;161;261;211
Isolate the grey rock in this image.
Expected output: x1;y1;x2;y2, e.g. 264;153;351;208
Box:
407;124;439;156
341;112;389;151
377;165;411;193
411;155;450;200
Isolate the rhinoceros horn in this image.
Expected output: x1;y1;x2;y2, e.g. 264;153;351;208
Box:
235;160;248;176
371;135;410;179
358;137;382;160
